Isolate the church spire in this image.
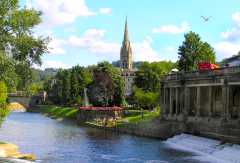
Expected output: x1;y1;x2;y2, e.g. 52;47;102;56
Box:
120;17;133;70
124;17;129;42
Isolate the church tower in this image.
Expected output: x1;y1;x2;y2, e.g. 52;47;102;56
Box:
120;18;133;70
120;18;135;96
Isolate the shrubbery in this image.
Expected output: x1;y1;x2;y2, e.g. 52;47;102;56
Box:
0;81;9;124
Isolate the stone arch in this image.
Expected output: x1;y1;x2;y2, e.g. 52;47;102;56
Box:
8;97;31;109
8;96;41;109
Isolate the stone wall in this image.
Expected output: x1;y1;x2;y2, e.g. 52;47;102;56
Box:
77;109;123;124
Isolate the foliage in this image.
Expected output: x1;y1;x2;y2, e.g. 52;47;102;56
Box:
88;62;125;106
132;87;159;110
15;62;35;90
25;83;41;96
0;53;18;92
0;81;7;106
0;0;49;65
0;81;9;124
178;31;216;71
134;61;175;92
44;66;93;105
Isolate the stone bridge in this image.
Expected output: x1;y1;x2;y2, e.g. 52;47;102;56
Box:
8;92;46;108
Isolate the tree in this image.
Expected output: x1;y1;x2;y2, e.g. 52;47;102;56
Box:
15;62;35;90
0;0;49;65
135;61;175;92
62;70;71;104
70;66;92;104
26;83;41;96
88;62;125;106
178;31;216;71
0;53;18;92
133;87;159;110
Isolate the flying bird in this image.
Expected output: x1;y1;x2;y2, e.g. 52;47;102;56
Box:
201;16;211;22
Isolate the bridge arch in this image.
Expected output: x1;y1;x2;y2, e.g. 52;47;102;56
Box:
7;93;45;109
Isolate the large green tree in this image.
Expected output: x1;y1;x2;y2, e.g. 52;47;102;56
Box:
88;62;125;106
178;31;216;71
0;0;49;65
70;66;92;104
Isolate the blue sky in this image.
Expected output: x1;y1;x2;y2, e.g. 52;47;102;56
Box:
21;0;240;69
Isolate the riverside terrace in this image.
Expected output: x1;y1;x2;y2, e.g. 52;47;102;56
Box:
77;106;123;124
160;66;240;143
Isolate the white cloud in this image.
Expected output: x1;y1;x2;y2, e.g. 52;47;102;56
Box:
232;12;240;26
132;37;161;62
221;27;240;42
48;38;66;55
214;42;240;60
34;0;95;27
216;11;240;60
152;21;190;34
68;29;120;57
221;12;240;41
99;8;112;15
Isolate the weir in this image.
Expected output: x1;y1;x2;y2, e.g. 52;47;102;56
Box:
166;134;240;163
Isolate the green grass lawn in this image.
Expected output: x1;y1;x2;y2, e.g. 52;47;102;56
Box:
116;108;160;127
37;105;78;120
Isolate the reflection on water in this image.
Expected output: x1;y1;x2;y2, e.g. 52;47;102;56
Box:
0;112;210;163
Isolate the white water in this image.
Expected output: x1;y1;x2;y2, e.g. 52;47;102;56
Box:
165;134;240;163
84;88;89;106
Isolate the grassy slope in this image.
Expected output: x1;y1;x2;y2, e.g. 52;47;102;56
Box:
117;109;160;128
36;105;78;120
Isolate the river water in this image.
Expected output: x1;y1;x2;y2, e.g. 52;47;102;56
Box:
0;112;239;163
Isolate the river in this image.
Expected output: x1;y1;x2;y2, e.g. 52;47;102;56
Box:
0;112;239;163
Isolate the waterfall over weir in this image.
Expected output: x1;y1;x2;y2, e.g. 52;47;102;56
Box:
165;134;240;163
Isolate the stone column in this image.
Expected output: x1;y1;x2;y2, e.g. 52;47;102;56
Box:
208;86;212;117
160;87;165;118
162;88;166;115
169;88;173;116
222;84;230;120
176;87;178;115
184;87;189;117
196;87;201;117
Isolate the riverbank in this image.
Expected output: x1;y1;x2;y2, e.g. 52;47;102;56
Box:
29;105;180;139
28;105;78;121
0;142;35;162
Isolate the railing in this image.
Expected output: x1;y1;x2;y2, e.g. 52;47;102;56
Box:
163;66;240;81
79;106;123;111
8;91;28;97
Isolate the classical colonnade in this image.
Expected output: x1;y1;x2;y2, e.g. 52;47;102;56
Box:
161;84;240;121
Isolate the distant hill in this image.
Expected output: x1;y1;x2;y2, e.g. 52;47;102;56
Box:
32;68;58;82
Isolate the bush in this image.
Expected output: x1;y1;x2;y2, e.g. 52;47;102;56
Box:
0;81;9;124
0;81;7;106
